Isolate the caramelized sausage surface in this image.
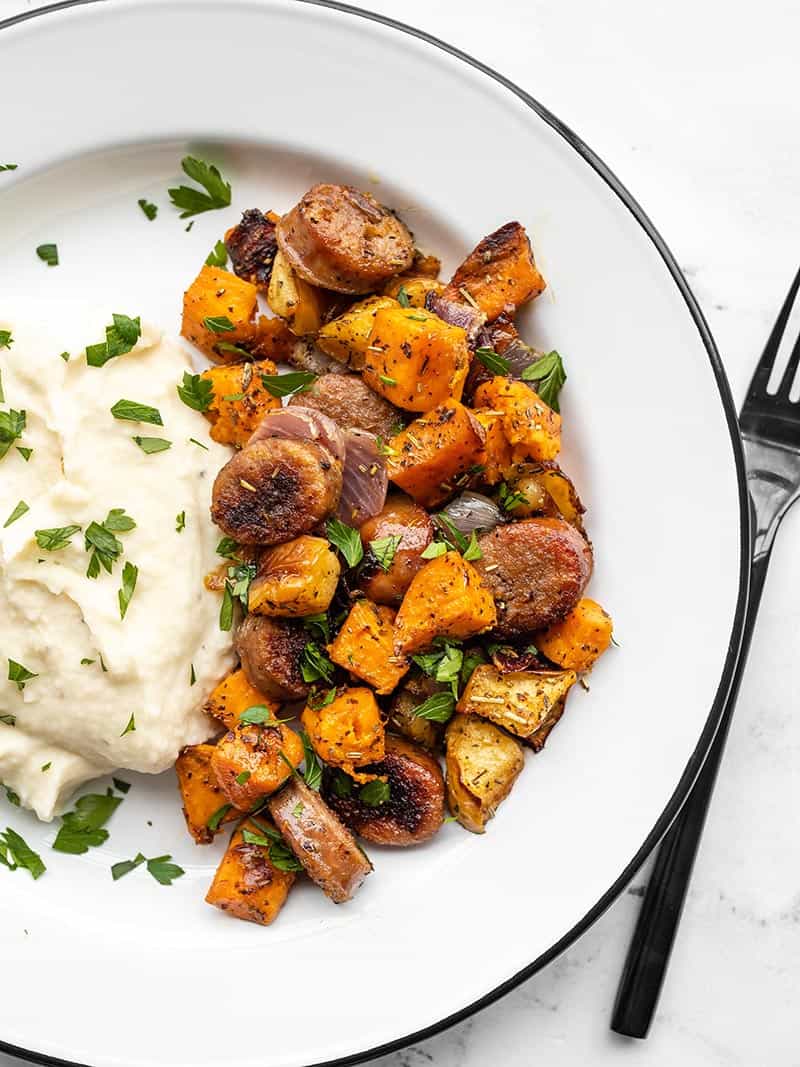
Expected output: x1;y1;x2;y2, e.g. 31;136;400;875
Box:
290;373;401;439
235;614;310;702
358;495;434;605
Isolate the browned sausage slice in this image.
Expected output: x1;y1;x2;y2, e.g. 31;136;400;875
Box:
235;614;310;701
323;735;445;846
276;183;414;295
268;777;372;903
211;437;342;545
289;373;402;439
358;494;434;605
474;517;593;637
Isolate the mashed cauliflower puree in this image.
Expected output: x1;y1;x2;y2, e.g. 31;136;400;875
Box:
0;315;234;819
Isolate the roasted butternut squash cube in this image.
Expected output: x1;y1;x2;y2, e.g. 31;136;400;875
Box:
386;403;485;507
382;275;445;307
176;744;238;844
473;376;561;462
205;823;295;925
201;359;281;447
204;669;281;731
328;600;409;694
535;598;613;672
445;714;524;833
456;664;577;748
394;552;497;654
316;296;397;370
363;306;469;411
441;221;546;321
211;722;304;809
267;249;327;336
473;409;514;485
181;265;258;362
248;535;340;617
301;687;385;774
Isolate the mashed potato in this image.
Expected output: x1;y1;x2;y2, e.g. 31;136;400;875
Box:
0;314;234;819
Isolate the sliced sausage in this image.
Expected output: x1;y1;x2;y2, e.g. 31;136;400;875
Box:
474;517;593;637
267;777;372;903
276;183;415;294
211;437;342;545
289;373;401;439
225;208;278;288
358;494;434;605
323;735;445;846
235;614;310;701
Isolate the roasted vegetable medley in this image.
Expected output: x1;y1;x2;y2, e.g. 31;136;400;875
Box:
176;182;614;925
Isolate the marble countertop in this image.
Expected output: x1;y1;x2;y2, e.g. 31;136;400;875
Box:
1;1;798;1064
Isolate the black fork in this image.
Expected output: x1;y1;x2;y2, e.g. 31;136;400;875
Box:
611;266;800;1038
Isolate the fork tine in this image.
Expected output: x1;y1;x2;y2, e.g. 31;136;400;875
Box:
747;264;800;398
776;330;800;398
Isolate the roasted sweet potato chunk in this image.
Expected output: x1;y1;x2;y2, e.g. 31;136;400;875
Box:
328;600;409;694
211;722;304;809
535;598;613;672
205;822;295;925
176;744;239;844
473;376;561;462
201;359;281;447
382;274;445;307
316;296;397;370
386;403;485;508
394;551;497;654
204;669;280;731
363;306;469;412
301;687;385;776
248;535;340;617
441;221;546;321
181;265;258;361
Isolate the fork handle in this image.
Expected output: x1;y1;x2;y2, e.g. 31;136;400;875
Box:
611;548;770;1038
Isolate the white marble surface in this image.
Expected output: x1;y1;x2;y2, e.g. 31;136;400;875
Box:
1;0;799;1064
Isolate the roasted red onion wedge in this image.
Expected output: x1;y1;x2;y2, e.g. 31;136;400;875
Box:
426;292;486;345
337;429;388;525
248;405;346;463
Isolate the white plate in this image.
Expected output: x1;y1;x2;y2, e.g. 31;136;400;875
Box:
0;2;748;1065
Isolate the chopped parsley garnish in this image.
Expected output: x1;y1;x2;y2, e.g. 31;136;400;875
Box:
396;285;411;308
3;500;28;528
413;638;463;697
202;315;235;334
215;342;252;359
146;854;185;885
110;399;163;426
325;518;363;568
359;779;391;806
303;612;330;643
300;730;322;791
0;330;12;349
462;531;482;562
111;852;145;880
36;243;58;267
219;583;235;632
474;346;510;376
267;838;303;873
0;407;26;461
15;446;32;462
498;482;528;512
420;541;447;559
226;561;256;608
133;436;171;454
0;827;45;879
80;658;95;666
235;770;251;785
59;351;70;362
137;199;158;221
0;714;16;727
4;785;20;806
84;507;136;578
260;371;317;399
120;713;136;737
331;770;353;797
113;778;131;794
300;642;335;685
188;436;209;450
460;647;488;689
205;240;228;267
521;350;567;412
34;525;81;551
216;536;239;558
190;663;196;686
86;314;141;368
239;705;279;725
0;164;18;172
206;804;232;832
41;762;51;773
177;371;214;412
378;374;397;387
411;691;456;723
308;686;336;710
175;511;186;533
168;155;232;219
405;313;428;323
52;792;122;854
7;659;36;691
118;561;138;619
369;535;401;572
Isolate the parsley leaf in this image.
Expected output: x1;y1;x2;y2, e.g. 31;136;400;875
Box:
326;518;363;568
86;314;141;367
177;371;214;412
411;691;455;723
0;407;26;461
369;535;401;572
267;839;303;873
474;346;510;376
420;541;447;560
118;561;138;619
111;399;163;426
0;330;12;350
0;164;18;172
34;524;81;551
4;785;20;806
52;792;122;854
111;852;146;880
202;315;235;334
331;770;353;797
1;827;45;879
138;199;158;221
206;804;232;832
412;638;463;696
205;240;228;267
7;659;36;691
133;436;171;454
216;536;239;559
168;156;232;219
300;642;335;685
120;713;136;737
462;531;483;562
0;714;16;727
303;613;330;643
521;350;567;412
36;243;58;267
3;500;28;528
15;445;32;462
396;285;411;308
261;371;317;399
146;854;185;885
300;730;322;791
176;511;186;533
219;583;235;632
359;779;391;806
113;777;131;794
498;482;527;512
239;705;279;725
84;508;135;578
